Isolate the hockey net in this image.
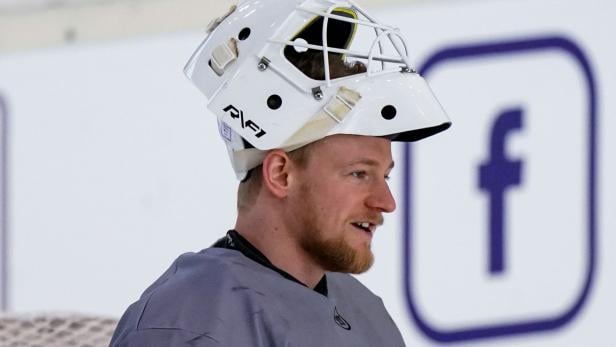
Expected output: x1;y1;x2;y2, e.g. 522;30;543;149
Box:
0;313;118;347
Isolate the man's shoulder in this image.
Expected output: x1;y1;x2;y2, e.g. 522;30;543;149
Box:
112;248;281;343
142;247;280;312
140;247;269;296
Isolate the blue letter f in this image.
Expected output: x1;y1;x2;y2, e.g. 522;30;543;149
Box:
479;108;524;275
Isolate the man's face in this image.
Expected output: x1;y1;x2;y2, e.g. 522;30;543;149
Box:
288;134;396;274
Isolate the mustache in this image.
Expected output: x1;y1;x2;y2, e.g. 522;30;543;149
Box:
353;213;384;226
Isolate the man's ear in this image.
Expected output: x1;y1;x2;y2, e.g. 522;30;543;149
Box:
261;149;293;198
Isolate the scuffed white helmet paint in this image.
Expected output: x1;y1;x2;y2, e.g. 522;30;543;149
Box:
185;0;451;180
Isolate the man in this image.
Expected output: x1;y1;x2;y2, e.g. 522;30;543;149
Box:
110;0;450;345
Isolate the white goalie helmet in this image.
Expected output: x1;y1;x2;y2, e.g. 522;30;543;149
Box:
185;0;451;180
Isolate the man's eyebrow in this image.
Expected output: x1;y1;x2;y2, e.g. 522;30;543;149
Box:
347;159;395;169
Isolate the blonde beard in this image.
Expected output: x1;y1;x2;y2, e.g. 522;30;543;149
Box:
301;230;374;274
297;184;374;274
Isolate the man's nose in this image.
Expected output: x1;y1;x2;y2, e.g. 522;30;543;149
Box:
366;179;396;213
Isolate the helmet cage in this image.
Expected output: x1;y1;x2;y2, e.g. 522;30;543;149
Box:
268;0;416;89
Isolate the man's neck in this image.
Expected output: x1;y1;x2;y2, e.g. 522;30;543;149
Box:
234;218;325;289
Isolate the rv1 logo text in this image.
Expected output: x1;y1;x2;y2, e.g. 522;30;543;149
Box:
223;105;267;138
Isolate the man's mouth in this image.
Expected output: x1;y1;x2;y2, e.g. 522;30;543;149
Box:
352;222;376;234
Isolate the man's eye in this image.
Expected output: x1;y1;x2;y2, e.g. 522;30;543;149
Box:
351;171;367;179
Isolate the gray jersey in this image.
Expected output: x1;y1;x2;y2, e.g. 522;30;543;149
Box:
111;248;405;346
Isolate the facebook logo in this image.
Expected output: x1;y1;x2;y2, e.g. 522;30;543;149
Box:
479;108;524;274
403;36;597;342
